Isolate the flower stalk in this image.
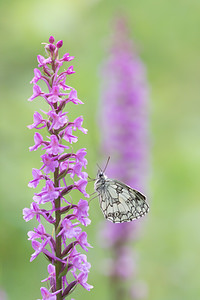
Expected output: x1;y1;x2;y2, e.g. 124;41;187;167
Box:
99;17;150;300
54;167;62;299
23;36;93;299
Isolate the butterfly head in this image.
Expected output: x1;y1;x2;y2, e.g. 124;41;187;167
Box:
97;170;107;180
94;170;107;191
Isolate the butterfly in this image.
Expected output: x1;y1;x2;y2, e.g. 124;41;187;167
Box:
94;169;149;223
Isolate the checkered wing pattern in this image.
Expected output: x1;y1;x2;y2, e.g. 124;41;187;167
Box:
95;176;149;223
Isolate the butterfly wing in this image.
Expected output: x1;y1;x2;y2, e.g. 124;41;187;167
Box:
98;179;149;223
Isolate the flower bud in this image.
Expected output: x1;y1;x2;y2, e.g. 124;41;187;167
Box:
56;40;63;48
49;44;56;52
49;36;55;44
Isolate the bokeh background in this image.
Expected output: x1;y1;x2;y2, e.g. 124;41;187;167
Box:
1;0;200;299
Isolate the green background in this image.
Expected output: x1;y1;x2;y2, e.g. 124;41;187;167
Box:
1;0;200;299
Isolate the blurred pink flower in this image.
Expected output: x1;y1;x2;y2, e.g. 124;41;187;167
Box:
99;16;150;300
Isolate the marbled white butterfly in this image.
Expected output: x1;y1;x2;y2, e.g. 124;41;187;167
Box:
94;167;149;223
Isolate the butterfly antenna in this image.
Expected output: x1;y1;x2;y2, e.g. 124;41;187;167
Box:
96;163;102;171
103;156;110;173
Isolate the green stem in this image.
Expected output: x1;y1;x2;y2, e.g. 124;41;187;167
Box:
110;246;128;300
54;167;62;300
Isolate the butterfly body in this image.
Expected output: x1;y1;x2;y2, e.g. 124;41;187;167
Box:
94;170;149;223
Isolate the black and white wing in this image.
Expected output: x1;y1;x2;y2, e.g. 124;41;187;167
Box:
98;179;149;223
